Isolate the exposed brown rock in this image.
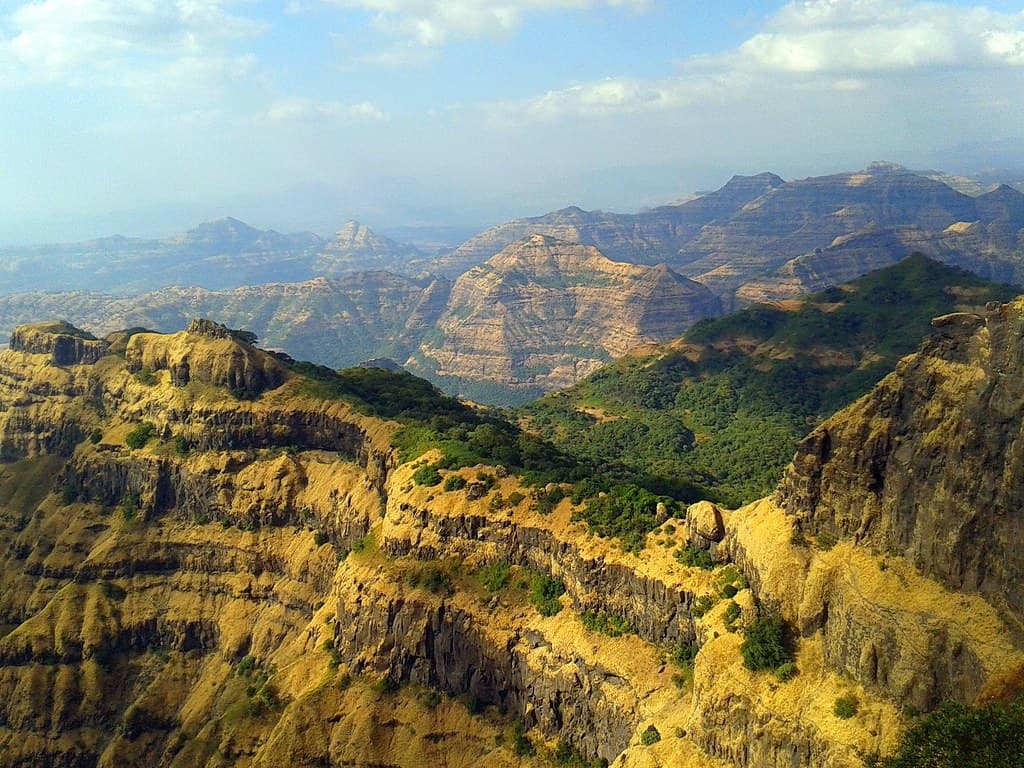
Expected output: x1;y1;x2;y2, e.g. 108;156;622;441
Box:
410;235;722;392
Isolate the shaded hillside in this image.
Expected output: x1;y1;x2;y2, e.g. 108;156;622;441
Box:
520;254;1020;506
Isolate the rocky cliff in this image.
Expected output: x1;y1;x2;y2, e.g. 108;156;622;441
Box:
0;318;1021;768
776;300;1024;617
410;235;722;396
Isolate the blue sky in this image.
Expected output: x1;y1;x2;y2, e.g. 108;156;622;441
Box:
2;0;1024;243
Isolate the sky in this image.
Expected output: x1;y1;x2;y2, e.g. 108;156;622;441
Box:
2;0;1024;244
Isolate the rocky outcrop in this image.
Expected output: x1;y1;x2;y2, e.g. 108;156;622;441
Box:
9;321;109;366
776;299;1024;615
410;235;722;393
125;321;289;397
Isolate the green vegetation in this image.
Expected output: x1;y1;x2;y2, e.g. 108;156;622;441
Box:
580;611;631;637
834;695;858;719
553;740;608;768
676;544;714;570
512;720;535;757
740;613;793;672
478;562;510;592
868;698;1024;768
125;422;157;450
570;481;676;553
412;464;442;486
640;725;661;746
519;256;1019;507
723;600;742;630
443;474;467;492
529;573;566;617
775;661;798;682
406;563;455;595
134;366;157;386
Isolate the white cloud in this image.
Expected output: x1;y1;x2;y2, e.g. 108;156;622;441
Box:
323;0;648;46
498;0;1024;120
0;0;264;89
738;0;1024;72
265;97;387;122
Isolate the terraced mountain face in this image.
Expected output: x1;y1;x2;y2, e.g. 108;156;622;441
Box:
407;235;723;400
520;255;1020;506
0;317;1021;768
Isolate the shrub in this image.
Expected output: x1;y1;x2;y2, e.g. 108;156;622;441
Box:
314;530;329;546
530;574;566;617
691;594;718;618
512;721;535;757
672;641;699;668
173;435;190;456
412;464;442;486
125;422;157;450
724;600;742;628
676;544;714;570
640;725;661;746
581;611;631;637
834;695;858;719
815;532;838;551
775;661;798;682
507;491;526;506
479;562;510;592
443;475;467;492
740;613;792;671
721;583;739;598
89;428;102;445
134;366;157;386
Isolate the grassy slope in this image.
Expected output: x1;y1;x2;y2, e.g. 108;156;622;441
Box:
519;254;1021;507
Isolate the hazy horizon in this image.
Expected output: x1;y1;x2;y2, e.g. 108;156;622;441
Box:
3;0;1024;245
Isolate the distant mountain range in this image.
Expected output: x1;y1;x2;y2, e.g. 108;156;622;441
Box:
2;162;1024;402
0;217;427;294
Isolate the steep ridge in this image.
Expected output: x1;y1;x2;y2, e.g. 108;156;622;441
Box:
409;235;723;400
0;317;1021;767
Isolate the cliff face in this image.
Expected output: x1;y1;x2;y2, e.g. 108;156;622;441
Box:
0;318;1021;768
776;301;1024;616
411;235;722;393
